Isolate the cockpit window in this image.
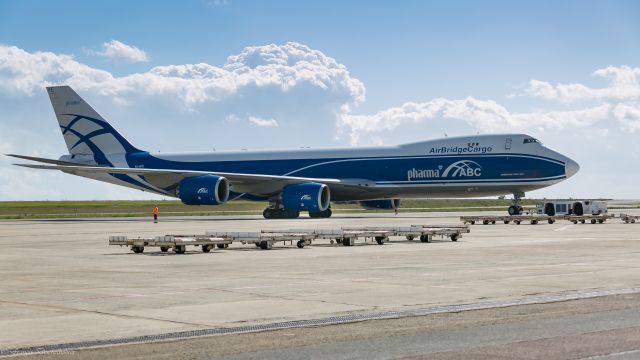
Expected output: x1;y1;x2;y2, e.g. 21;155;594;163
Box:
523;138;541;144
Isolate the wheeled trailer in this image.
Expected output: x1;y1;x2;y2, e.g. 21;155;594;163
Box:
620;214;639;224
108;235;231;254
460;215;558;225
563;214;615;224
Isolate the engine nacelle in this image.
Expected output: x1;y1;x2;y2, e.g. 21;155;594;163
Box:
281;182;330;212
178;175;230;205
359;199;401;210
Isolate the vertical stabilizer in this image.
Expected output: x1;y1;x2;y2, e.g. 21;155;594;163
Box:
47;86;141;158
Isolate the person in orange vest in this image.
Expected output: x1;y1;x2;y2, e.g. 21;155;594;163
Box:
153;206;159;223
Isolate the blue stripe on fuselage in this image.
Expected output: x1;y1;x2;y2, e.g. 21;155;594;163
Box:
125;152;565;184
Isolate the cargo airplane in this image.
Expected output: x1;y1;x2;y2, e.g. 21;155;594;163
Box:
8;86;580;218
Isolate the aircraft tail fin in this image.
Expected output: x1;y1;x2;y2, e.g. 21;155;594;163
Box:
46;86;141;159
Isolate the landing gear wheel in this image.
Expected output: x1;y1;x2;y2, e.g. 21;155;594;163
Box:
309;208;332;218
263;208;299;219
508;205;524;216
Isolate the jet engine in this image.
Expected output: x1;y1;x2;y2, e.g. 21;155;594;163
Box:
359;199;401;210
281;182;330;212
177;175;230;205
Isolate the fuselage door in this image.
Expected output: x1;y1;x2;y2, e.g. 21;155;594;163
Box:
505;138;512;150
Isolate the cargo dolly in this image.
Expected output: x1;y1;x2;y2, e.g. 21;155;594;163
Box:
327;225;469;245
563;214;615;224
206;231;318;250
108;235;231;254
620;214;639;224
460;215;558;225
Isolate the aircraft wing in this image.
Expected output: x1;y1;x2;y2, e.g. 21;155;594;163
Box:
10;155;376;196
13;163;341;185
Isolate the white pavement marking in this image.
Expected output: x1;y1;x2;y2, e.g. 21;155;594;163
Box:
555;224;575;231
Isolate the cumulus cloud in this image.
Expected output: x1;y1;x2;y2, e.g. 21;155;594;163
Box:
338;97;612;144
0;45;112;96
524;65;640;103
248;116;278;127
339;65;640;144
93;40;150;63
614;103;640;133
0;42;365;109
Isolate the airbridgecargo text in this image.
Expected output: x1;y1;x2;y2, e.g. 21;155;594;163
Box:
430;145;492;154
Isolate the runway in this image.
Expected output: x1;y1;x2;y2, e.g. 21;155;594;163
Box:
1;211;639;358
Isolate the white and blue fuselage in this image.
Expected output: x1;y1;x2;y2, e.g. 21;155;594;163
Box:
65;133;578;201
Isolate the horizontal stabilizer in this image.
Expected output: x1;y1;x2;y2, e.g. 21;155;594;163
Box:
5;154;89;166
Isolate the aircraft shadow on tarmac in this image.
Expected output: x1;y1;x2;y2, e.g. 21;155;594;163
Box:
28;214;447;223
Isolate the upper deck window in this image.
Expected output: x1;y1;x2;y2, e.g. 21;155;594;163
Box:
523;138;541;144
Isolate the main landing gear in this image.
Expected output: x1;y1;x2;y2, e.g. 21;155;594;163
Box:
262;201;332;219
507;192;525;215
262;207;300;219
309;208;332;218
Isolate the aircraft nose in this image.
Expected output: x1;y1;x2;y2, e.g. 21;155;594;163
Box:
565;158;580;178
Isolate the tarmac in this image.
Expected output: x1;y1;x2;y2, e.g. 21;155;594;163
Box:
1;210;639;358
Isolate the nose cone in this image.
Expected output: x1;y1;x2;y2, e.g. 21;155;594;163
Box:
565;158;580;178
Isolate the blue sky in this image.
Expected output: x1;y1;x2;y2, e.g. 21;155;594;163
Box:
1;0;639;200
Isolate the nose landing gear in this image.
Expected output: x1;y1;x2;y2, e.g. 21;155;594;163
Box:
507;192;524;215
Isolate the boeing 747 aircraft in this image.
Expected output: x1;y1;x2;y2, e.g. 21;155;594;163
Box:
9;86;579;218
